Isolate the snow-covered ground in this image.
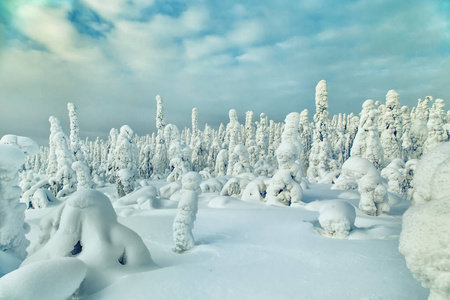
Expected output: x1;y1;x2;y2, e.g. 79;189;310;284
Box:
22;182;427;300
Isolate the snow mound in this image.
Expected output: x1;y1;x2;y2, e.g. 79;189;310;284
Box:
208;196;255;209
0;257;87;300
22;189;154;295
318;201;356;239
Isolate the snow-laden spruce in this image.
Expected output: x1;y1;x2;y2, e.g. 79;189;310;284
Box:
0;144;29;259
399;142;450;300
173;172;202;253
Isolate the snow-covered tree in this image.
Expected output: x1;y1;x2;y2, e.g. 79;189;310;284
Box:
424;99;448;153
350;100;384;169
173;172;202;253
307;80;335;181
399;142;450;300
339;157;390;216
153;95;169;175
0;145;29;259
67;102;85;162
266;143;303;206
51;132;77;197
71;161;94;189
255;113;269;159
409;97;431;159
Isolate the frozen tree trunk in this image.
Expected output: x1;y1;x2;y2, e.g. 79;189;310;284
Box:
173;172;202;253
0;145;29;259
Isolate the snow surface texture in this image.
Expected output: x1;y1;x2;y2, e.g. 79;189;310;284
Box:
318;201;356;238
338;157;390;216
173;172;201;253
0;257;87;300
22;189;154;295
399;142;450;300
0;144;29;259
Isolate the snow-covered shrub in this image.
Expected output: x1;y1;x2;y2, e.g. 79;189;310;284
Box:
340;157;390;216
160;180;182;199
0;144;29;259
200;178;223;193
399;142;450;300
241;176;269;203
266;170;303;206
220;177;251;197
23;189;153;294
72;161;94;189
253;155;277;177
173;172;202;253
381;158;406;194
404;159;419;199
114;186;159;210
318;201;356;239
214;149;228;177
167;157;188;182
116;168;135;197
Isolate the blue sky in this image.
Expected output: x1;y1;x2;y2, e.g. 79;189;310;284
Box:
0;0;449;145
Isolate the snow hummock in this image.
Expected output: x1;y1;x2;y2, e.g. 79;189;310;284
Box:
22;189;154;295
0;257;87;300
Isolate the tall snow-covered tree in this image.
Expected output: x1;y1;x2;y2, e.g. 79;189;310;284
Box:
153;95;169;175
67;102;85;162
307;80;335;181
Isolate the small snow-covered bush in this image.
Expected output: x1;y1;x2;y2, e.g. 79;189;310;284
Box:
318;201;356;239
399;142;450;300
220;177;250;197
200;178;223;193
173;172;201;253
241;176;268;203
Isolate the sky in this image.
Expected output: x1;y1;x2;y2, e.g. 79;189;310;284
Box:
0;0;449;146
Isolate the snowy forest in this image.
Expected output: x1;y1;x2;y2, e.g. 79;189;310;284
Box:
0;80;449;300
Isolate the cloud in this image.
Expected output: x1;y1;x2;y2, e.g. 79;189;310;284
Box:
0;0;449;146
